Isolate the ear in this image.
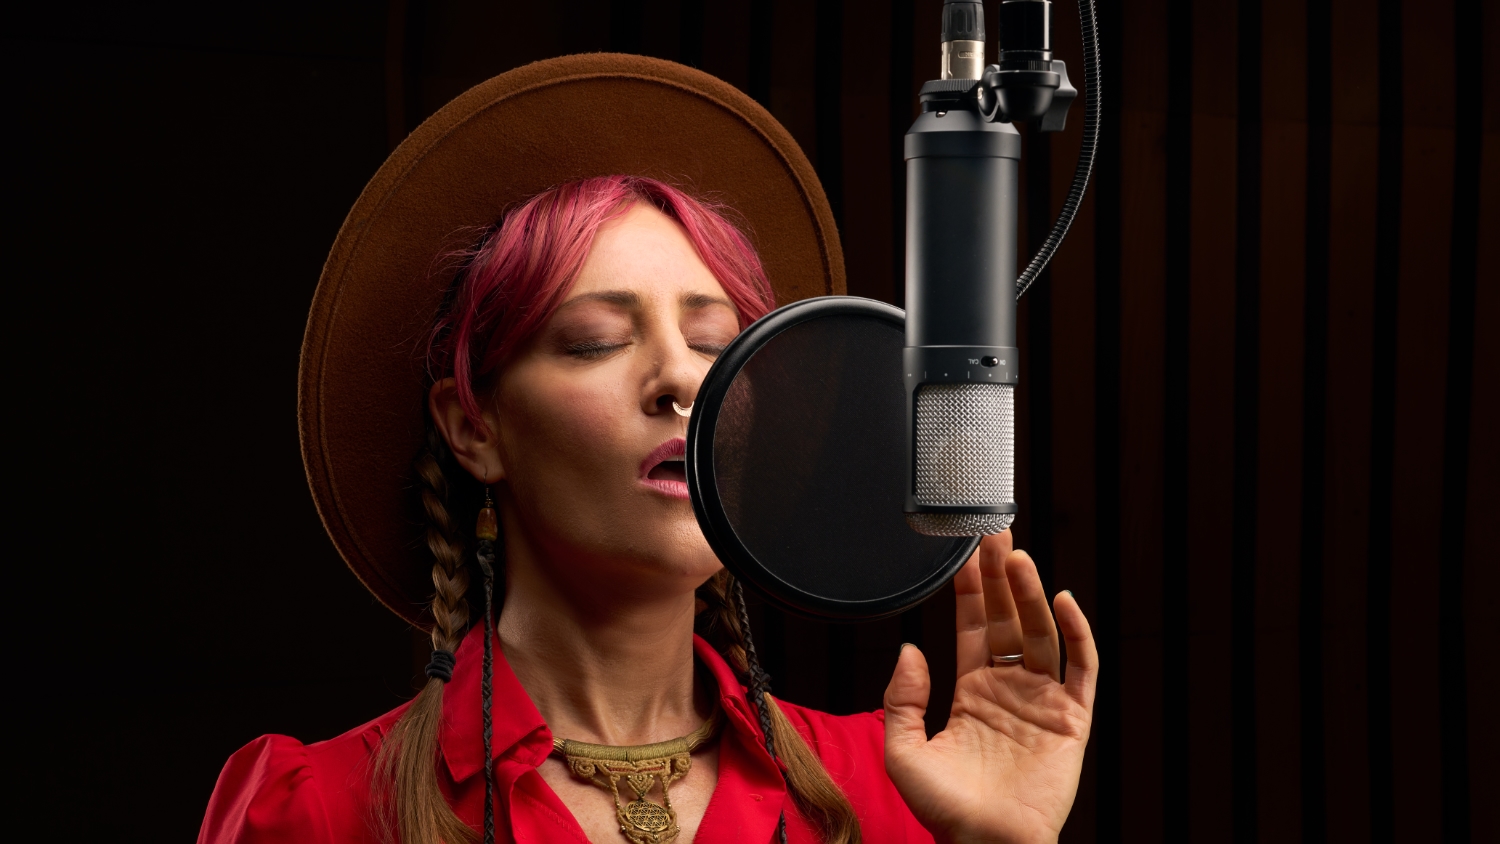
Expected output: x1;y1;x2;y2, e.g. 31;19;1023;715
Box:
428;377;506;484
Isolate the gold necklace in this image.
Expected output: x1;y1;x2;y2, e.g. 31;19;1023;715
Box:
552;708;724;844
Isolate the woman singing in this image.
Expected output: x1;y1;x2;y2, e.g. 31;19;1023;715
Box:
199;55;1096;844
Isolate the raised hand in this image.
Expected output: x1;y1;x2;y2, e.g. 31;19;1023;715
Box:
883;531;1098;844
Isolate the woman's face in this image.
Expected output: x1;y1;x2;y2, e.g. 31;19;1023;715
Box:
484;204;741;594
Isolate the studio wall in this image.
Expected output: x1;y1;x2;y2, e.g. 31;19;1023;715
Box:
13;1;1493;841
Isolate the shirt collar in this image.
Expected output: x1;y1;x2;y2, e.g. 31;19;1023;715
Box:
438;625;772;784
438;623;550;783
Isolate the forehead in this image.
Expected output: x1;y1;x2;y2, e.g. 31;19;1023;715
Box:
567;203;726;302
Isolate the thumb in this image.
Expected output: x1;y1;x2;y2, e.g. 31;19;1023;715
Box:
884;643;932;756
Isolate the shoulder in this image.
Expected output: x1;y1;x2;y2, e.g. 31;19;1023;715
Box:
197;706;406;844
773;699;933;843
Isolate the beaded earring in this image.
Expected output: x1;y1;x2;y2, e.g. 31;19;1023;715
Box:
474;486;499;844
475;487;498;542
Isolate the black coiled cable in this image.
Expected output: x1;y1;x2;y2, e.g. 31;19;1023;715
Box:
1015;0;1101;299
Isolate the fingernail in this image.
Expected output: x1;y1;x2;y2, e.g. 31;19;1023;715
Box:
898;643;913;656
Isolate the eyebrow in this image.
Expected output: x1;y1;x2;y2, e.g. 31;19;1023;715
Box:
558;290;736;312
680;292;736;311
561;290;642;310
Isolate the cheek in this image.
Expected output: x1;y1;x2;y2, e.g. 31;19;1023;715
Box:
502;369;638;477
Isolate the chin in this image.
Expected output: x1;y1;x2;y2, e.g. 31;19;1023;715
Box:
552;508;721;586
517;481;722;587
650;521;723;581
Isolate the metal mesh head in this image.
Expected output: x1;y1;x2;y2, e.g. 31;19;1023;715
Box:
906;382;1014;537
905;510;1014;536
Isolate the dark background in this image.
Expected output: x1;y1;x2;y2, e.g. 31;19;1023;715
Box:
11;0;1494;841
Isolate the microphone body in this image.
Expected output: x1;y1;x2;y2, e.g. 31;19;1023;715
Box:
902;109;1021;537
902;0;1080;537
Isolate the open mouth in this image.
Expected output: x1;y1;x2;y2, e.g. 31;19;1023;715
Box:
647;456;687;483
640;438;690;499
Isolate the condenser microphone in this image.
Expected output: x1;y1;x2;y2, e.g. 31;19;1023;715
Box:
903;0;1082;537
681;0;1097;619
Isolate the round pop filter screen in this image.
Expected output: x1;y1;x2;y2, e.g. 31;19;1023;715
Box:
687;297;978;620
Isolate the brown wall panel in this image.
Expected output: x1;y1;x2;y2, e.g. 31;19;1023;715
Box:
701;0;754;92
1388;0;1456;837
635;0;687;59
1318;0;1380;836
779;610;834;708
768;0;818;165
416;1;584;121
1254;0;1309;838
1464;118;1499;844
840;0;894;302
1118;1;1169;836
1185;0;1239;837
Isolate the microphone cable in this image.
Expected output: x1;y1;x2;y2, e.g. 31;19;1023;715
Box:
1015;0;1101;300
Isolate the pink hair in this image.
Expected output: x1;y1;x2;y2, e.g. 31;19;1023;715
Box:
427;176;776;427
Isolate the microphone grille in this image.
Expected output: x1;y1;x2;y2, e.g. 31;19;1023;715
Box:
907;382;1015;537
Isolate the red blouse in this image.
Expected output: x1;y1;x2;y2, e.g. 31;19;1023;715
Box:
198;624;934;843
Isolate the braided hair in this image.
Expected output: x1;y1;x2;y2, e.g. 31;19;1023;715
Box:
372;425;483;844
695;572;862;844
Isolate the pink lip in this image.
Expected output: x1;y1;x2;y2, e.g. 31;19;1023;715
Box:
639;437;690;500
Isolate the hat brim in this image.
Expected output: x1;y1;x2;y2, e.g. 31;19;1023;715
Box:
298;53;845;627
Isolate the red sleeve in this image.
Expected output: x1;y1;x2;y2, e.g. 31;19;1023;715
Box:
198;735;335;844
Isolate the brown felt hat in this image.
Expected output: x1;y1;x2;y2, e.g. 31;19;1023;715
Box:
298;53;845;627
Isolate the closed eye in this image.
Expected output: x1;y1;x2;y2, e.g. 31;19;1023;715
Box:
565;340;629;359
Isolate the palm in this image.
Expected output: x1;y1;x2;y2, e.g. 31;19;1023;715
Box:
884;532;1097;844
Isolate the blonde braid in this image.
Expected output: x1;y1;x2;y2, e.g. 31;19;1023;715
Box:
416;425;472;652
695;570;749;674
373;424;478;844
695;572;861;844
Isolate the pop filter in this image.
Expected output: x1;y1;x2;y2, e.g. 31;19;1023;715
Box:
686;297;979;621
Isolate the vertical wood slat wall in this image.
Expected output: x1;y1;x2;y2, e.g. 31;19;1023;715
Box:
389;0;1496;840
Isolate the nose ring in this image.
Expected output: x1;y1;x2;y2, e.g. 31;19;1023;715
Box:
672;401;694;418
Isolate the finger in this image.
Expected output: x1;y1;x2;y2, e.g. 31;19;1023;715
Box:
1004;549;1061;681
952;547;990;675
883;644;932;758
1054;590;1099;709
979;531;1023;661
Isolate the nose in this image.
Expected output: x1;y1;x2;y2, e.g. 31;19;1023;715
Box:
644;335;707;418
651;380;699;417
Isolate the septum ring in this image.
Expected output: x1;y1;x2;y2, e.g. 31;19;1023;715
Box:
991;653;1025;665
672;401;694;418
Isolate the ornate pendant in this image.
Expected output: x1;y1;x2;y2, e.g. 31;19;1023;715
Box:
552;709;722;844
563;752;691;844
